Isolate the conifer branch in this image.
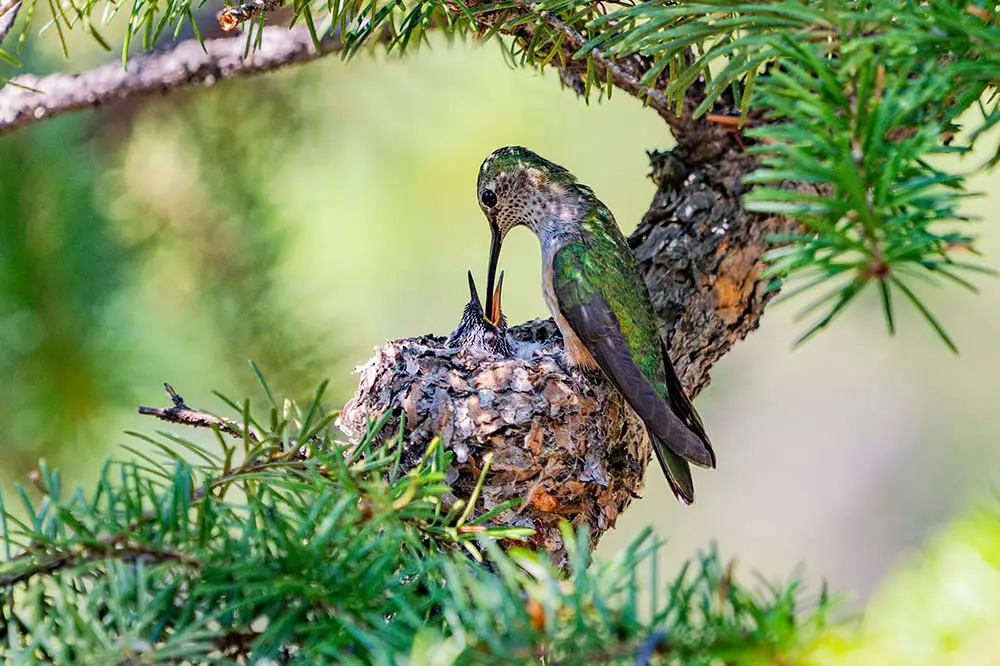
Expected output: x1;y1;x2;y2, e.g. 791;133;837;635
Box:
1;540;196;587
513;1;672;121
0;25;341;136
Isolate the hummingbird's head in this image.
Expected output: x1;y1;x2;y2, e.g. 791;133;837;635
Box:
477;146;582;322
477;145;579;237
446;270;513;358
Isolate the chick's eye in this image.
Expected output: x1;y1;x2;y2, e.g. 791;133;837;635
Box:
481;188;498;208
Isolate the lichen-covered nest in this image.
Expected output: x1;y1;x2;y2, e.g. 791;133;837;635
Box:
337;319;651;564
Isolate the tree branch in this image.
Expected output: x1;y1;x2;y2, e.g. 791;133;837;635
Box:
0;25;341;136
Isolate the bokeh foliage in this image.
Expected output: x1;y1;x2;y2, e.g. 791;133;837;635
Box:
0;70;341;478
105;75;337;403
0;118;131;472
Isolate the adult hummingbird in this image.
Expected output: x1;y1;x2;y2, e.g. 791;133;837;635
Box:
477;146;715;503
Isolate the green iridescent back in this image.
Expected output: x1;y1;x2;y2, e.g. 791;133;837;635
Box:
553;204;669;396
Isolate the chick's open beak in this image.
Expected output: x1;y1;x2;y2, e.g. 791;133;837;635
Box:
489;271;504;327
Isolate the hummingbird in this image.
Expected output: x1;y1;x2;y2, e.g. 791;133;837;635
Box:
446;270;513;357
477;146;715;504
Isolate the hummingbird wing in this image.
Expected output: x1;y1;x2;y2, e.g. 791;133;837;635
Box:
552;243;715;501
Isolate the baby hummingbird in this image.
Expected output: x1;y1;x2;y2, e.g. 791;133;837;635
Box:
477;146;716;504
447;270;513;357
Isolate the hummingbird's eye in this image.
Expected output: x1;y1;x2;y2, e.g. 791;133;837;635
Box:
481;188;498;208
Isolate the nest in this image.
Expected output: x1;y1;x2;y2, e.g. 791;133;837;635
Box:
337;319;651;565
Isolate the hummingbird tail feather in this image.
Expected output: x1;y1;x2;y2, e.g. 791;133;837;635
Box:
649;428;695;504
660;342;717;468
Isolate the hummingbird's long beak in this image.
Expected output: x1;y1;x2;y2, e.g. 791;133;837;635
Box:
490;271;504;326
485;225;502;325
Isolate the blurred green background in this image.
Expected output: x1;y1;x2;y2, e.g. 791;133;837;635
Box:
3;27;1000;664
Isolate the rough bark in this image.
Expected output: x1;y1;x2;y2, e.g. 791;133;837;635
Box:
339;111;797;564
631;143;799;397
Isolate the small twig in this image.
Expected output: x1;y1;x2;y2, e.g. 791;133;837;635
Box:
515;1;673;119
139;383;260;443
218;0;283;32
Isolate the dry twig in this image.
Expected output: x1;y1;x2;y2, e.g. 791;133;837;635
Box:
139;383;260;443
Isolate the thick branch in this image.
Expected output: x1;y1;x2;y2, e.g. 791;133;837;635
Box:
632;145;800;399
0;25;340;136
